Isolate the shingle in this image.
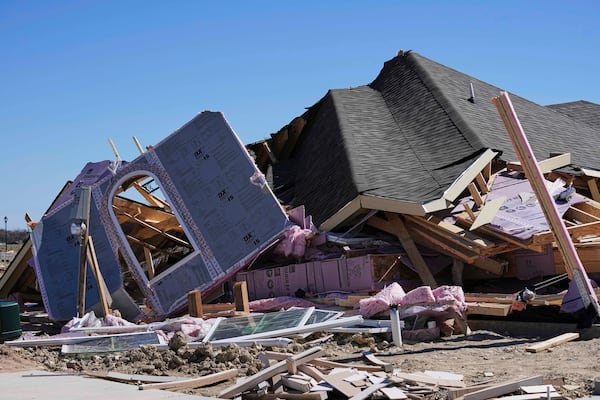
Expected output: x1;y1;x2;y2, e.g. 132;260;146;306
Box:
547;100;600;131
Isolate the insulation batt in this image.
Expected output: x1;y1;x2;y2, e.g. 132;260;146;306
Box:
359;282;406;317
358;284;467;317
273;225;313;258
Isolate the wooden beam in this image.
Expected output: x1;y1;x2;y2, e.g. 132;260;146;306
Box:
463;375;543;400
393;372;465;388
524;332;579;353
140;369;238;390
466;302;512;316
383;213;437;288
310;358;385;373
143;247;155;280
349;382;390;400
468;182;484;208
362;351;393;372
587;179;600;202
476;172;490;194
86;236;111;317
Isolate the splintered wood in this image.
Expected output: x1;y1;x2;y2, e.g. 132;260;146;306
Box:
215;346;468;400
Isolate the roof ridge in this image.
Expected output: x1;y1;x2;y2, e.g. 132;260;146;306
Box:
405;52;486;152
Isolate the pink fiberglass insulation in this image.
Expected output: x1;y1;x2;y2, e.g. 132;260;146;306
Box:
358;282;406;317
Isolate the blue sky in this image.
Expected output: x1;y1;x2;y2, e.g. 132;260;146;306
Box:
1;1;599;230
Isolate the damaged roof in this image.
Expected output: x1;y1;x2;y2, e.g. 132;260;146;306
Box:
265;51;600;227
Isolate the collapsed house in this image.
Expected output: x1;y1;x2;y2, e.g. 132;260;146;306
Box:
245;51;600;318
2;50;600;329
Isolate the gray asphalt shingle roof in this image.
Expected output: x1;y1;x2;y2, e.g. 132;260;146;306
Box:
272;51;600;226
547;100;600;131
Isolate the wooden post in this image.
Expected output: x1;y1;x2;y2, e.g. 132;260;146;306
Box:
384;212;437;288
86;236;111;317
187;289;203;318
492;92;600;319
143;247;155;280
76;187;92;318
233;281;250;313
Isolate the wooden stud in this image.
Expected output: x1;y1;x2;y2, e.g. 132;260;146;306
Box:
86;236;111;317
475;172;490;194
233;281;250;313
464;375;543;400
524;332;579;353
143;247;155;280
310;358;384;373
587;179;600;202
362;351;393;372
468;182;484;208
384;212;437;288
187;289;203;318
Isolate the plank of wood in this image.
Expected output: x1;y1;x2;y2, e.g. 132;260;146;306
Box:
139;369;238;390
233;280;250;313
498;392;560;400
297;365;326;382
380;387;408;400
520;385;557;394
463;375;544;400
243;392;328;400
525;332;579;353
218;347;325;398
187;289;203;317
321;370;362;398
85;371;184;384
311;358;384;372
281;374;312;393
362;351;393;372
349;381;390;400
383;213;437;287
394;372;465;388
466;302;512;316
447;383;493;400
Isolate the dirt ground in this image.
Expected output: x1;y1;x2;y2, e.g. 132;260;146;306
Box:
1;329;599;400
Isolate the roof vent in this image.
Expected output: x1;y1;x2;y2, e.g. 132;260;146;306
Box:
468;82;476;103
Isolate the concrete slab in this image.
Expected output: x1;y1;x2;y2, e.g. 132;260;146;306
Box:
0;370;220;399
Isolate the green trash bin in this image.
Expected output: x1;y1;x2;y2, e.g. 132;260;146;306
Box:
0;300;22;342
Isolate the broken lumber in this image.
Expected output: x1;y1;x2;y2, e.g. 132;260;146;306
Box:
463;375;544;400
525;332;579;353
243;393;328;400
218;347;325;398
311;358;386;372
85;371;184;384
393;372;465;388
362;351;393;372
321;370;362;398
349;381;390;400
139;368;238;390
